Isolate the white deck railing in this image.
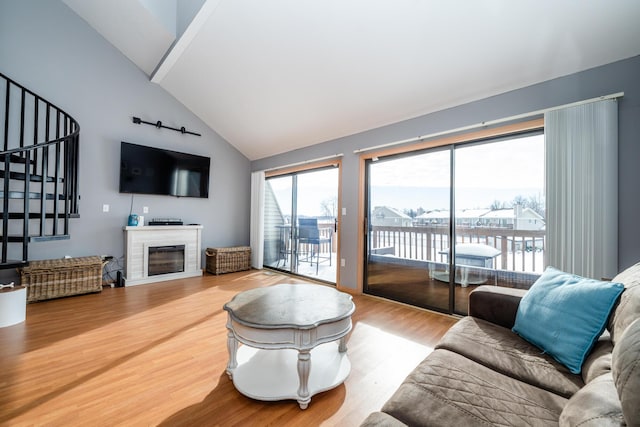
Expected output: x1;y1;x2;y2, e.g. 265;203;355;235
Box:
370;225;546;273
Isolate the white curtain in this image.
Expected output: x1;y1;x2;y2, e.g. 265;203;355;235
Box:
545;99;618;279
249;171;265;269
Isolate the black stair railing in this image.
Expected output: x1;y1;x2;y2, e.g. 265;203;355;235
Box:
1;71;80;268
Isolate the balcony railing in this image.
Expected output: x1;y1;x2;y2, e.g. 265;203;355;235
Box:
370;224;545;273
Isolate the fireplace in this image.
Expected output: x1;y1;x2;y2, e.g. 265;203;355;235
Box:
124;225;202;286
148;245;185;276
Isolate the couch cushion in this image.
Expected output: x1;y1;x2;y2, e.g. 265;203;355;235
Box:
559;373;625;427
609;261;640;345
512;266;624;374
438;316;583;398
581;333;613;384
381;349;567;427
612;318;640;427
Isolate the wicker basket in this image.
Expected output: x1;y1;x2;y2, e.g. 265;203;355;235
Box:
205;247;251;275
20;256;104;302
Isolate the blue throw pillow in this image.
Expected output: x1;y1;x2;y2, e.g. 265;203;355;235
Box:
512;267;624;374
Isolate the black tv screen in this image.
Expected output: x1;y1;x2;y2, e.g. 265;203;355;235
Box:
119;142;210;198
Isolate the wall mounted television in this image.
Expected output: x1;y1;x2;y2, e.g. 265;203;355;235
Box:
119;141;210;198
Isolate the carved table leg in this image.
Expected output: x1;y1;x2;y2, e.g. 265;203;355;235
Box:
338;336;348;353
297;350;311;409
226;319;238;379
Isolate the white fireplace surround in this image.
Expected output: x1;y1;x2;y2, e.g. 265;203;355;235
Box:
124;225;203;286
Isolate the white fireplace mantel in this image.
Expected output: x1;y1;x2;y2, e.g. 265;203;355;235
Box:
124;225;203;286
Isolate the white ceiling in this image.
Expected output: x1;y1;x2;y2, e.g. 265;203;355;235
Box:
65;0;640;161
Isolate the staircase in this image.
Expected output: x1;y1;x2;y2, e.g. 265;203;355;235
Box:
1;72;80;269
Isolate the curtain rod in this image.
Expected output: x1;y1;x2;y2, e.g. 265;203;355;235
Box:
353;92;624;154
260;153;344;173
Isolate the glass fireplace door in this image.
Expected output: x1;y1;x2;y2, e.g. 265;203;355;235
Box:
148;245;185;276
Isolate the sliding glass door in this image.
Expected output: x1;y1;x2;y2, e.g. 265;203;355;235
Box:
263;174;294;272
364;148;452;312
263;165;339;284
451;134;545;313
364;131;545;314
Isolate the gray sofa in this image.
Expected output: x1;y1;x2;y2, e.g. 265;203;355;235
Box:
361;262;640;427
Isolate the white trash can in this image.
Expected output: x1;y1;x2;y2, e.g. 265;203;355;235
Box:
0;285;27;327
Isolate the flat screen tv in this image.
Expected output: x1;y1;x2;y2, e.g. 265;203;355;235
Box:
119;141;210;198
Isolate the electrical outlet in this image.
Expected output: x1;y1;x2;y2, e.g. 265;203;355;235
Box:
143;206;149;214
102;204;109;213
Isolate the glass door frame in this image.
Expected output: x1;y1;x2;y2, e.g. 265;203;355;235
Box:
358;118;544;315
264;158;342;285
362;146;456;314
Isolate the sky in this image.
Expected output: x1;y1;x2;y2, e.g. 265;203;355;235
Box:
268;133;544;216
370;133;544;210
370;134;543;189
268;168;339;217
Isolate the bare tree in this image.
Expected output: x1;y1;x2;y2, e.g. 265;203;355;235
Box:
403;208;417;218
320;197;337;218
512;195;527;208
527;194;545;218
490;200;505;210
509;194;545;218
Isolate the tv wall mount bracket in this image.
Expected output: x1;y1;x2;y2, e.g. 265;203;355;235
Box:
132;116;201;137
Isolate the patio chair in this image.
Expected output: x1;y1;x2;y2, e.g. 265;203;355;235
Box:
297;218;332;274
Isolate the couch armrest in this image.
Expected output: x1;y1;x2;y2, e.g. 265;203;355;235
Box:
468;286;528;329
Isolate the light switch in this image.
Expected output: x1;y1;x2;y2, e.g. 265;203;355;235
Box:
143;206;149;214
102;204;109;213
342;207;346;215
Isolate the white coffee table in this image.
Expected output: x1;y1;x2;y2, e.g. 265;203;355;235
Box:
223;284;355;409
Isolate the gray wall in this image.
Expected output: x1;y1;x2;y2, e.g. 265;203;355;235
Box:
252;55;640;290
0;0;251;279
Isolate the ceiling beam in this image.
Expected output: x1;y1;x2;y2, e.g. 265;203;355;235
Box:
151;0;222;84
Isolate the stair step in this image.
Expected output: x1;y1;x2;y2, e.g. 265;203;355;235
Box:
30;234;71;242
2;212;80;219
0;170;61;183
1;234;71;243
0;260;29;270
2;235;27;243
0;191;67;200
0;153;35;165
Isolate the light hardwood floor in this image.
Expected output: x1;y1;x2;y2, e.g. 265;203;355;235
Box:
0;270;458;427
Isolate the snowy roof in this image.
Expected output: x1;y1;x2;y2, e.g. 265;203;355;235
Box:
457;209;491;219
481;207;544;220
417;210;449;219
481;208;515;219
416;207;544;221
373;206;411;219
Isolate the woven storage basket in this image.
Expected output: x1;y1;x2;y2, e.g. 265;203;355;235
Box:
20;256;104;302
205;247;251;275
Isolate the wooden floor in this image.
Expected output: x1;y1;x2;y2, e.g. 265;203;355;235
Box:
0;270;457;427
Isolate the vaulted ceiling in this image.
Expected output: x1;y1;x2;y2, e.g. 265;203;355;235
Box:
63;0;640;160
